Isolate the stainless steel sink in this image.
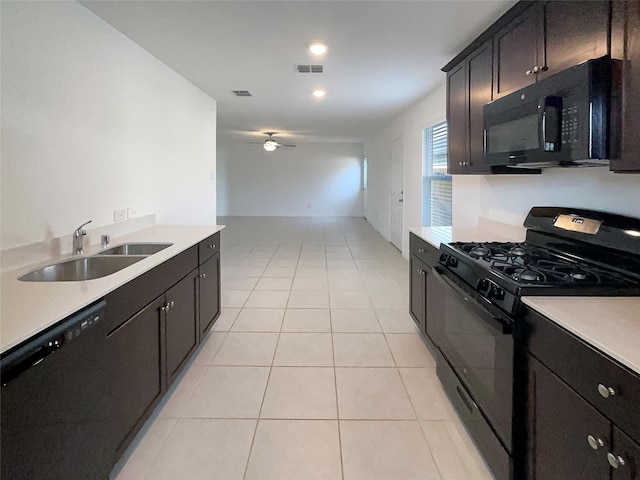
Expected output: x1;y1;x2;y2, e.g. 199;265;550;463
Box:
98;242;173;256
18;256;145;282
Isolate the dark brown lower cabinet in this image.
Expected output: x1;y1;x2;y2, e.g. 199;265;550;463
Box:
612;428;640;480
199;252;220;337
409;253;428;332
165;270;199;386
107;296;164;457
528;355;611;480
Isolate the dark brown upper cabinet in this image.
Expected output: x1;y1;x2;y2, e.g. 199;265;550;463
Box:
442;0;635;175
493;3;542;99
446;40;494;174
539;1;609;80
610;1;640;173
493;1;609;99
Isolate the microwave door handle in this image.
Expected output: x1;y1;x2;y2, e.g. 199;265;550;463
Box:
432;267;512;335
542;96;562;152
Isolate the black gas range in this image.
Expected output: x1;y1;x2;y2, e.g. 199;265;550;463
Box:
428;207;640;480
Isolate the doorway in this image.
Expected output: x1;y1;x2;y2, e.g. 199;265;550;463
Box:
389;137;403;250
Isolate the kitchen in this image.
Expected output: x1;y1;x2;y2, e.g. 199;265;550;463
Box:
2;1;640;480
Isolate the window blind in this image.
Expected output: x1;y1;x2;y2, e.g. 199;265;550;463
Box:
422;121;452;227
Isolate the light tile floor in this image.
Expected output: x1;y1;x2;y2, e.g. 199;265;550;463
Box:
111;217;494;480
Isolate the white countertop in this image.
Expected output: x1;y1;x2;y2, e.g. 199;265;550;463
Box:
410;224;525;249
523;296;640;375
0;225;224;354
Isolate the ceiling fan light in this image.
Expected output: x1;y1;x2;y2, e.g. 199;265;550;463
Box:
308;41;328;56
313;89;325;98
263;140;278;152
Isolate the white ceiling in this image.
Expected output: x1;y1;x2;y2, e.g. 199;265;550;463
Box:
81;0;516;144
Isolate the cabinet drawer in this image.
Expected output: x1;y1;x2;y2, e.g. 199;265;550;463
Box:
526;307;640;444
409;233;440;267
198;232;220;264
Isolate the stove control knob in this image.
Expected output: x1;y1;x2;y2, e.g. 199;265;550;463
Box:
446;256;458;268
439;253;448;263
493;287;505;301
477;279;490;291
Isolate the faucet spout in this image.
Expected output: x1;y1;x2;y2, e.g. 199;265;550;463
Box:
73;219;92;255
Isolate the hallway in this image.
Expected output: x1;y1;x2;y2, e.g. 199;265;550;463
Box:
111;217;493;480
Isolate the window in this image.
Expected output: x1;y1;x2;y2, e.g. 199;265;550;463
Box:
422;121;452;226
362;156;368;190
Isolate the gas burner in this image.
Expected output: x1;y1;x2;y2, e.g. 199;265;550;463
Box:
516;269;540;282
471;246;491;258
571;272;588;281
510;247;527;257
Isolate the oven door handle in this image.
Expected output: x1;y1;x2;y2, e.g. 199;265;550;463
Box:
432;267;512;335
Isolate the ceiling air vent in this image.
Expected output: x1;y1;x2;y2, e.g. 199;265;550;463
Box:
296;64;324;73
232;90;252;97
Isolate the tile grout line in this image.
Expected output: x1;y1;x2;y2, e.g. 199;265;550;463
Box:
328;263;346;480
241;258;286;480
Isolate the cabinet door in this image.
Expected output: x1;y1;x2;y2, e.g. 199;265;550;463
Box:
199;253;220;337
409;254;428;332
528;356;611;480
493;3;542;98
467;41;493;174
447;62;468;174
424;269;444;346
612;428;640;480
165;270;198;386
539;1;609;80
107;296;164;456
611;1;640;172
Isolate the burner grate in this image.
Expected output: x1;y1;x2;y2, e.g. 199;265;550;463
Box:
450;241;639;288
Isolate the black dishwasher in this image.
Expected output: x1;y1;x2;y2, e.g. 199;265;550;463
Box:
1;300;111;479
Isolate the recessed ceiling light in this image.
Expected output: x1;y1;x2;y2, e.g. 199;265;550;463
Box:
308;41;328;56
313;89;325;98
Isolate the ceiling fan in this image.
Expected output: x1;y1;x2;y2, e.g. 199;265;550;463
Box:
247;132;296;152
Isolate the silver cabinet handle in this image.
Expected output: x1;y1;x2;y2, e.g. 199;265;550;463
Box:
207;244;215;249
170;301;175;307
597;384;616;398
607;453;626;469
418;248;425;253
200;273;206;278
526;69;534;76
587;435;604;450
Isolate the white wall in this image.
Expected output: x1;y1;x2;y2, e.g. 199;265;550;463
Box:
366;83;640;258
453;169;640;227
217;139;364;217
1;1;218;250
364;84;446;256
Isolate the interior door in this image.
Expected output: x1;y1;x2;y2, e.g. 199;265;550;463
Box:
389;137;403;250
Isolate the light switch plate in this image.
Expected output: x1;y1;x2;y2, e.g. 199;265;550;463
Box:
113;209;127;222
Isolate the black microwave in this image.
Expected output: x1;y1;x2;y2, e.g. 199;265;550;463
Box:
483;56;618;169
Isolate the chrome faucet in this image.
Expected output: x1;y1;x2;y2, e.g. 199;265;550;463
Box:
72;220;92;255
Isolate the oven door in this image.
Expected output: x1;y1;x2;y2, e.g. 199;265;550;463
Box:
428;266;514;451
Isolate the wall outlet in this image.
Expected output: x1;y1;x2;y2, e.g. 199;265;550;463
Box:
127;208;137;219
114;209;127;222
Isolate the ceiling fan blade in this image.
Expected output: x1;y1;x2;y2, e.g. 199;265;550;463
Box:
246;141;264;145
281;144;297;147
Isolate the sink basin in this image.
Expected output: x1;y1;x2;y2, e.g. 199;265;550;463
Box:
98;242;173;256
18;256;145;282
